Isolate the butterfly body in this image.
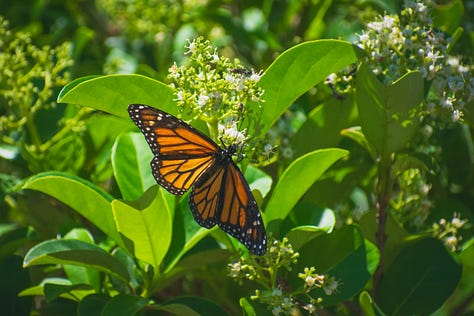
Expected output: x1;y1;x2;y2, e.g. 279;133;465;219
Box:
128;104;266;255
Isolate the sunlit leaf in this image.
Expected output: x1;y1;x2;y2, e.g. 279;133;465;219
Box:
23;239;130;283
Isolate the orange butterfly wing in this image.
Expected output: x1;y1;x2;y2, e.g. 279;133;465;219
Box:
128;104;267;255
190;160;267;255
128;104;218;195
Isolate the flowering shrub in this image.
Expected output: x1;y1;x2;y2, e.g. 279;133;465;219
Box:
168;37;264;154
328;0;473;123
1;0;473;315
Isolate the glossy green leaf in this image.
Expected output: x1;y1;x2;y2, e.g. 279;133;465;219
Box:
245;165;272;198
253;40;365;136
377;238;462;315
293;95;359;157
112;248;140;289
356;64;424;158
44;283;94;302
85;114;131;182
21;172;121;245
265;148;349;222
23;239;130;283
18;277;71;297
112;132;155;201
293;225;372;306
162;198;210;274
57;74;177;118
63;229;101;292
101;294;150;316
340;126;376;158
281;203;336;237
77;294;109;316
86;115;131;151
18;278;94;303
365;239;380;276
112;186;172;274
285;226;327;250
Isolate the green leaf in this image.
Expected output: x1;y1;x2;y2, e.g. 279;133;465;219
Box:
293;95;359;157
340;126;376;159
377;238;462;315
57;75;100;100
359;291;375;316
281;203;336;237
265;148;349;222
0;224;33;260
433;0;464;35
101;294;150;316
19;278;94;303
19;277;71;297
21;172;121;245
359;210;408;267
253;40;365;136
285;226;327;250
43;283;94;302
240;297;257;316
245;165;272;198
365;239;380;276
23;239;130;283
161;249;229;290
153;304;200;316
57;74;177;118
112;132;155;201
112;248;141;289
391;154;429;179
112;185;172;275
356;64;424;158
77;294;109;316
157;296;229;316
63;229;101;292
72;27;95;60
293;225;373;306
162;198;210;274
85;115;132;182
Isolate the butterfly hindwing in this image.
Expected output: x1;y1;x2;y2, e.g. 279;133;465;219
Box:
189;159;267;256
128;104;219;195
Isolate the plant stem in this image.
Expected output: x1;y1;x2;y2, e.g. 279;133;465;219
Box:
372;156;392;296
207;118;219;144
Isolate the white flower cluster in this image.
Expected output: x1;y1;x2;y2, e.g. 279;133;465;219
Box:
433;212;468;252
330;0;473;122
168;37;264;147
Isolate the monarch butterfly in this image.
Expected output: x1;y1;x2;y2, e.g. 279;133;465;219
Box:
128;104;267;255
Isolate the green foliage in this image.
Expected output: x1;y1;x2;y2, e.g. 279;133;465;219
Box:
356;64;424;159
377;238;461;315
254;40;365;138
1;0;473;315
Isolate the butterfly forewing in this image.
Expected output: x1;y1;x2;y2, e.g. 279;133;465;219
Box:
128;104;218;195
